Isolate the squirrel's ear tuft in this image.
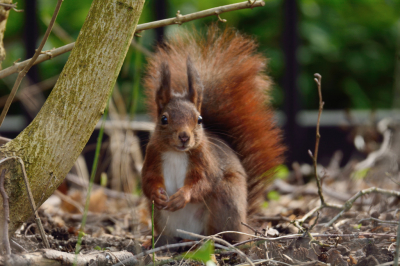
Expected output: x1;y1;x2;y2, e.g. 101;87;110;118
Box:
156;61;171;114
187;56;203;111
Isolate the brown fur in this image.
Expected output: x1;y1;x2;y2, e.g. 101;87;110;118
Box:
142;26;285;242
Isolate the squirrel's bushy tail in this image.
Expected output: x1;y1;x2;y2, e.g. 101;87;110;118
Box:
144;26;285;216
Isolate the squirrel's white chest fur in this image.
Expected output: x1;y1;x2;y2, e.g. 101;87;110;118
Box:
162;151;188;196
160;151;206;239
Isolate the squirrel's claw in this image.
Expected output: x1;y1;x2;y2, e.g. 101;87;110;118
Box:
164;188;190;211
152;187;168;209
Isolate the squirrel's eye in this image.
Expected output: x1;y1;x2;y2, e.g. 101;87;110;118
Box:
161;115;168;125
198;115;203;125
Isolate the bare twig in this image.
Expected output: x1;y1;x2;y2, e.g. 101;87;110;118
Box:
0;157;50;248
358;217;399;225
0;169;11;255
294;74;352;229
326;187;400;227
16;157;50;248
0;0;64;128
237;259;292;266
312;73;325;206
177;229;255;266
0;2;23;12
0;43;73;79
233;231;397;247
10;238;28;252
241;222;263;236
0;1;265;79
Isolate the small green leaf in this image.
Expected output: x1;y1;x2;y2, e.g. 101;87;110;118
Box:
262;201;269;208
183;241;214;263
94;246;102;251
352;168;370;179
354;223;362;230
100;172;108;187
274;165;290;179
267;190;280;201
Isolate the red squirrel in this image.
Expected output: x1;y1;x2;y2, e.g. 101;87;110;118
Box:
141;27;284;243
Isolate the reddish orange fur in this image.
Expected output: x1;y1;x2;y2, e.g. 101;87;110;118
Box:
144;26;285;218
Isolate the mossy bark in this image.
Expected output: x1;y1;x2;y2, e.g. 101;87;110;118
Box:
0;0;145;239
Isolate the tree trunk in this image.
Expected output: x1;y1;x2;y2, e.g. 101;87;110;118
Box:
0;0;12;69
0;0;145;239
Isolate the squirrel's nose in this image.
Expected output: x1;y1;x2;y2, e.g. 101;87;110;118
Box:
179;132;190;144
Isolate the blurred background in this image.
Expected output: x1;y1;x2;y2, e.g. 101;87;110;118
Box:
0;0;400;172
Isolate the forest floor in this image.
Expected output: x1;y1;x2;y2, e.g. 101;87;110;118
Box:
4;145;400;266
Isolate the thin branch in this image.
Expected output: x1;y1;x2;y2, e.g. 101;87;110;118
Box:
0;0;265;79
0;0;64;129
0;157;50;248
177;229;255;266
312;73;325;206
0;169;11;255
233;232;397;247
358;217;399;225
0;2;23;12
10;238;28;253
0;43;73;79
16;157;50;248
326;187;400;227
237;259;293;266
241;222;263;236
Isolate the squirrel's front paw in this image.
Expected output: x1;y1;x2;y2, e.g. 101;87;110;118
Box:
165;187;190;212
151;187;168;210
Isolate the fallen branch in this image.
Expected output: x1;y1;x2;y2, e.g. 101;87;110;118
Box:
232;231;397;247
1;249;136;266
0;0;64;128
358;217;399;225
326;187;400;227
0;0;265;80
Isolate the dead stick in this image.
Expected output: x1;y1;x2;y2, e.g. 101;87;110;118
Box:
0;1;265;79
311;73;325;206
0;157;50;248
0;169;11;255
0;0;64;128
16;157;50;248
233;231;397;247
241;222;263;236
326;187;400;227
